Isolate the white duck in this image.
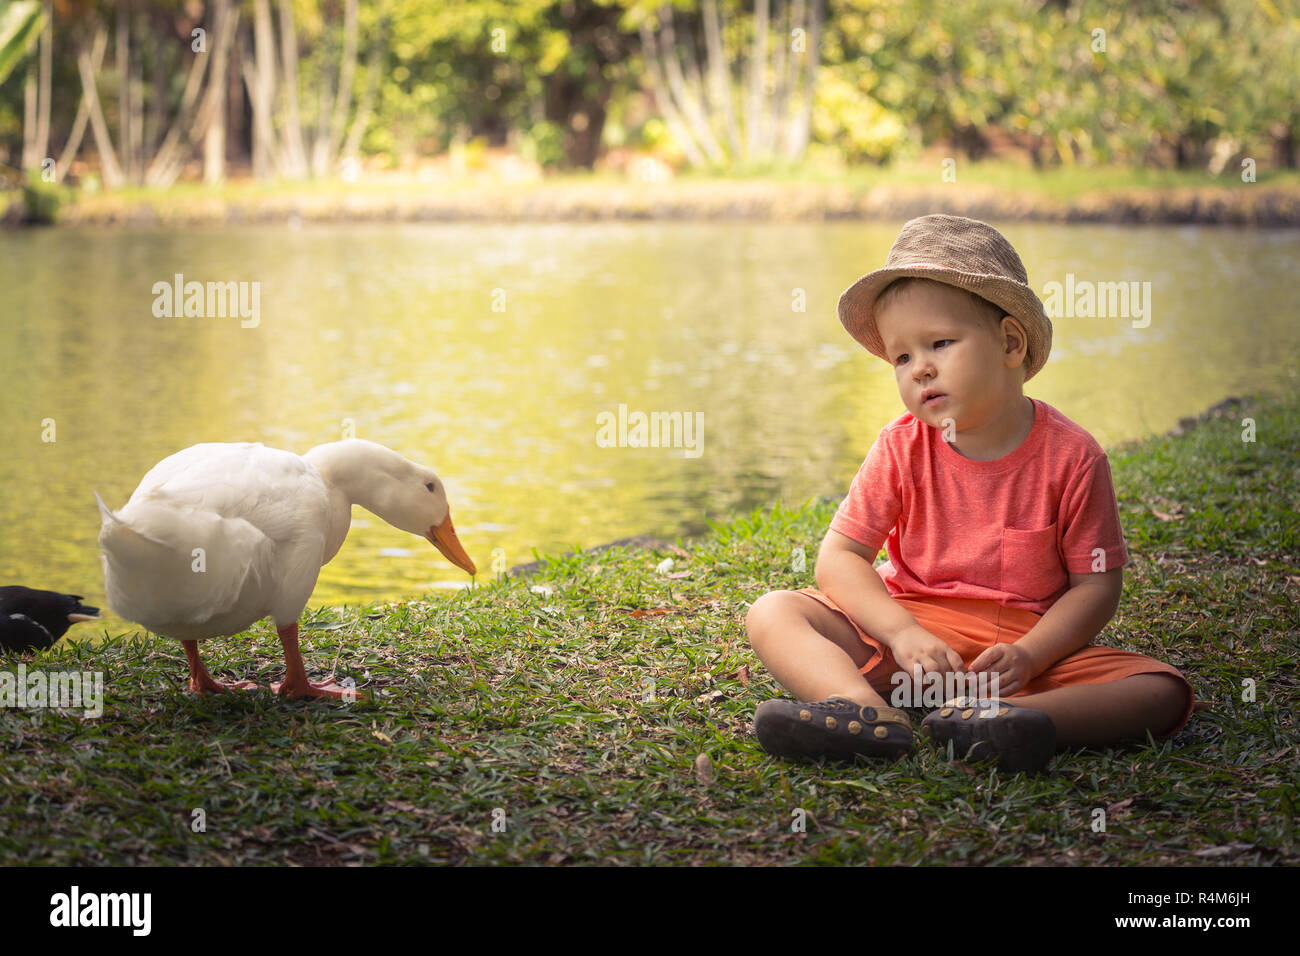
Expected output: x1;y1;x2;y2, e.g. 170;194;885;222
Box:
95;439;477;699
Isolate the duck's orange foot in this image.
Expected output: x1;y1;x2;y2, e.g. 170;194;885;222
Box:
188;676;262;695
271;677;366;701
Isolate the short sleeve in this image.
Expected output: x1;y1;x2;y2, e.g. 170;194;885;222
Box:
829;430;902;552
1060;454;1129;574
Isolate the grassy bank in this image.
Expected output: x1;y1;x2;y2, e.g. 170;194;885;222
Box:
7;162;1300;227
1;392;1296;866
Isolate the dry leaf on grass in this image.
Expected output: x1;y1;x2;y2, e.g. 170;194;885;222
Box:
1193;843;1254;858
629;608;672;618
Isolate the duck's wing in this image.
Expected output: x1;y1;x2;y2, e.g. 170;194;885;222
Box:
98;493;280;635
126;443;330;553
100;443;329;637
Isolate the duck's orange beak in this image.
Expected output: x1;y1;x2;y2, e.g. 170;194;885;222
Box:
426;513;477;575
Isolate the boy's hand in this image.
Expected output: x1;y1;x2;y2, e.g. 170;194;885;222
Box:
889;625;965;679
969;643;1035;696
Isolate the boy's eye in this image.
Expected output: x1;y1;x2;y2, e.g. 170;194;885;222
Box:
934;339;953;349
894;353;909;365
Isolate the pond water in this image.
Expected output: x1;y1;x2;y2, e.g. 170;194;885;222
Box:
1;221;1296;626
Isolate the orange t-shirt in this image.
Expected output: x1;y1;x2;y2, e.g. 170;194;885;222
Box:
830;398;1128;614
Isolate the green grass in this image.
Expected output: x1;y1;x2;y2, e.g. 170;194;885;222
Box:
5;159;1297;226
676;159;1300;197
1;393;1296;866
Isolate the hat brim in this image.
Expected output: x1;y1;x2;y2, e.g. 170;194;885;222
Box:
838;264;1053;382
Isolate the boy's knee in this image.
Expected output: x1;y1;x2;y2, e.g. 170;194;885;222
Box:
1153;673;1190;713
745;590;801;642
1130;673;1189;733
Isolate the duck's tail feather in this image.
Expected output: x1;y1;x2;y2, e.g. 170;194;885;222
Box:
98;500;275;632
94;491;170;549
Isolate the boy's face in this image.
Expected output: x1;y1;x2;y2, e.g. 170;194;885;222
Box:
875;282;1025;432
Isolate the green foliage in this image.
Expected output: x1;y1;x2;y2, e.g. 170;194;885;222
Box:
2;0;1296;177
826;0;1300;169
20;169;61;222
520;119;566;168
0;0;44;86
812;66;908;163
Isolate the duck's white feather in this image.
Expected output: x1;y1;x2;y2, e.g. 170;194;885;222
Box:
98;443;330;641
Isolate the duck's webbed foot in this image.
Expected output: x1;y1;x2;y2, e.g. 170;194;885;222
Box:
183;640;262;694
273;622;366;701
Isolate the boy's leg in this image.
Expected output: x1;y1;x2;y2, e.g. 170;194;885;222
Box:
746;590;889;708
1003;673;1189;749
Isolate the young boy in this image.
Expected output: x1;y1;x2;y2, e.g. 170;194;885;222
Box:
746;214;1194;772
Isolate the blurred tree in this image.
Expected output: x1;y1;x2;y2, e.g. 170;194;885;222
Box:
2;0;1297;183
631;0;827;169
377;0;636;169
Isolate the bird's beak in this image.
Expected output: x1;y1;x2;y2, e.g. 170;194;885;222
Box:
426;513;477;575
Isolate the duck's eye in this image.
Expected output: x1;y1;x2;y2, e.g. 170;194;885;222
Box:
425;482;436;493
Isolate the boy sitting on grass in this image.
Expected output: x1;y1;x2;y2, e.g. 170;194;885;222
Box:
746;214;1193;772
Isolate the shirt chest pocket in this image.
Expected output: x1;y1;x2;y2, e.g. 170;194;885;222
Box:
1000;524;1068;602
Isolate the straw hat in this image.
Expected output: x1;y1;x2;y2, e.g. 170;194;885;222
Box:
838;214;1053;381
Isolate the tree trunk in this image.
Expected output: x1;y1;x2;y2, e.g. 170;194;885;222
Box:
56;29;107;182
638;20;707;168
21;49;37;168
746;0;769;162
130;10;144;182
145;26;166;158
1274;126;1296;169
783;0;821;161
77;27;124;187
143;4;217;187
247;0;281;180
30;0;51;168
117;0;133;182
657;5;724;164
323;0;358;174
341;32;383;162
782;0;805;158
702;0;741;160
147;0;239;188
204;0;236;186
276;0;308;178
765;0;789;158
310;62;332;175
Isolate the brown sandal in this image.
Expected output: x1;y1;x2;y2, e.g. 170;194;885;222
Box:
920;697;1056;773
754;696;914;761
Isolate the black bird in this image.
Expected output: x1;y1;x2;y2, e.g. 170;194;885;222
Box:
0;587;100;653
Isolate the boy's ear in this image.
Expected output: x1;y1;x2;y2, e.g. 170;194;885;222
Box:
1000;315;1029;370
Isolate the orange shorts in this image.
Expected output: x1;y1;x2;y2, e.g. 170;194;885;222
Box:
796;587;1195;737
